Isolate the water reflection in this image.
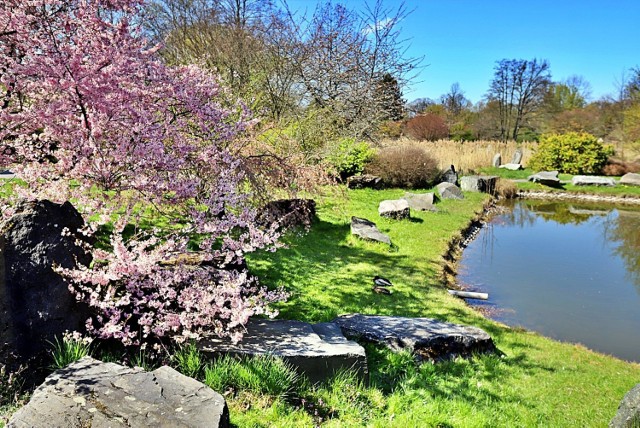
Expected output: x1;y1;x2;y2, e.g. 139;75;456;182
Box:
458;200;640;362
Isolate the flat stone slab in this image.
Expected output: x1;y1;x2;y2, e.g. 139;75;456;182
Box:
610;383;640;427
528;170;560;186
436;182;464;200
402;192;438;211
350;216;391;245
572;175;616;186
378;199;410;219
460;175;498;193
198;319;367;384
620;172;640;186
8;357;229;428
333;314;497;362
499;163;523;170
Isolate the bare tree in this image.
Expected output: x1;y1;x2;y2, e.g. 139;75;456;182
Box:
487;58;551;141
440;82;470;116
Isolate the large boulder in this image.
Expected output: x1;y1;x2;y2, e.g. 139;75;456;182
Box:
620;172;640;186
441;166;458;185
528;170;561;186
258;198;316;230
610;383;640;428
333;314;497;362
436;182;464;200
346;174;383;190
460;175;498;194
8;357;229;428
198;319;367;384
378;199;410;220
0;200;92;372
402;192;437;212
571;175;616;186
350;217;391;245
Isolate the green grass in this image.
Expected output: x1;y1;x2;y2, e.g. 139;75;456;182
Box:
238;186;640;427
480;166;640;197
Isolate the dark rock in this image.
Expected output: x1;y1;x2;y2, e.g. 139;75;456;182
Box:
0;200;92;372
492;153;502;168
436;182;464;200
8;357;229;428
620;172;640;186
378;199;410;220
610;383;640;428
511;149;523;164
350;217;391;245
499;163;523;171
441;166;458;185
346;174;383;189
258;199;316;230
333;314;497;362
198;319;367;384
571;175;616;186
528;170;561;186
460;176;498;193
402;192;437;212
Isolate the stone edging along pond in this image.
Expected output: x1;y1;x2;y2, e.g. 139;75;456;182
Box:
517;189;640;205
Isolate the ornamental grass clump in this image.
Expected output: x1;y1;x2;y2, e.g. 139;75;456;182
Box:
0;0;286;348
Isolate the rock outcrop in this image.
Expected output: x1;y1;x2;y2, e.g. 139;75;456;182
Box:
350;217;391;245
346;174;383;190
258;199;316;230
437;182;464;200
620;172;640;186
528;171;561;186
460;176;498;193
378;199;410;220
0;200;92;372
610;383;640;428
333;314;497;362
402;192;438;212
571;175;616;186
8;357;229;428
198;319;367;384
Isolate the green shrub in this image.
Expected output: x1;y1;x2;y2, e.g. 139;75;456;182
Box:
528;132;614;174
327;138;375;180
365;146;440;188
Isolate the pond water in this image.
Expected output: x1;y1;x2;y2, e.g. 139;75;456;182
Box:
457;199;640;363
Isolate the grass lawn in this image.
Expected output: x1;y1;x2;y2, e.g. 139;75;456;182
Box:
239;187;640;427
480;167;640;198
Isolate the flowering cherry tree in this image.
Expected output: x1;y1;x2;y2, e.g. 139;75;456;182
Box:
0;0;286;346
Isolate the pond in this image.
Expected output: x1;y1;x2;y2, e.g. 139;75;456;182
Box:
457;199;640;363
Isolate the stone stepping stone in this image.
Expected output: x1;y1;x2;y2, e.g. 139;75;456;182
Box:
402;192;438;212
8;357;229;428
460;175;498;193
620;172;640;186
528;170;560;186
333;314;497;362
350;216;391;245
198;319;367;384
571;175;616;186
436;182;464;200
378;199;410;219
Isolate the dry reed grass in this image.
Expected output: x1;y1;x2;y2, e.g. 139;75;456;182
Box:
378;138;538;173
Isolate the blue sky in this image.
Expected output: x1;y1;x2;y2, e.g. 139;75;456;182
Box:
287;0;640;104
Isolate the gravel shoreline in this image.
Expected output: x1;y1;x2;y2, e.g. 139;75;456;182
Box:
517;190;640;205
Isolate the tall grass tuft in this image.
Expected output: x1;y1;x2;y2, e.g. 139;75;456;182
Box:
48;333;92;370
380;138;537;173
172;342;204;378
204;354;300;399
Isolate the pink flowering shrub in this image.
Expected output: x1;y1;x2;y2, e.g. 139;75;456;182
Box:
0;0;286;345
